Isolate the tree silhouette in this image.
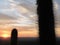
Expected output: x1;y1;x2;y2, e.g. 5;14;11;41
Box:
37;0;56;45
11;28;18;45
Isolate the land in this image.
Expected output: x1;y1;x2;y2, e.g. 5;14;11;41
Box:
0;37;39;45
0;37;60;45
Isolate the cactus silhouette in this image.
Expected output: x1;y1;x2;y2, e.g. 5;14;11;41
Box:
37;0;56;45
11;28;18;45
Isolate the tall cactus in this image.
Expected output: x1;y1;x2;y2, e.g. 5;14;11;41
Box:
37;0;56;45
11;28;18;45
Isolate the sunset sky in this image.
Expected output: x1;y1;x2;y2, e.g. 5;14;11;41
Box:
53;0;60;37
0;0;38;38
0;0;60;38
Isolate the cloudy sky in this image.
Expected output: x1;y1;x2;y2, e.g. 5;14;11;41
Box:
0;0;60;38
53;0;60;26
0;0;37;26
0;0;39;38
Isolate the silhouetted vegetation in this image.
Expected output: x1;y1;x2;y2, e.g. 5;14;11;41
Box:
37;0;56;45
0;0;59;45
11;29;18;45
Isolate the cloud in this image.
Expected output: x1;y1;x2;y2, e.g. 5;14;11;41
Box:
54;1;59;10
9;0;20;5
0;0;37;26
9;0;14;2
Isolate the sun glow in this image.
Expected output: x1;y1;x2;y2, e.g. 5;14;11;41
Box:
2;34;9;38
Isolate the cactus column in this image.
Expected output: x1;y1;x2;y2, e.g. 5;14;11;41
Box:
11;29;18;45
37;0;56;45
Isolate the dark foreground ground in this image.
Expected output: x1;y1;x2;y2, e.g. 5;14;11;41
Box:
0;37;60;45
0;37;40;45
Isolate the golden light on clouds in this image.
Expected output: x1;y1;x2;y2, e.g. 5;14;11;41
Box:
55;28;60;37
16;6;29;14
0;26;39;38
18;31;38;37
0;30;38;38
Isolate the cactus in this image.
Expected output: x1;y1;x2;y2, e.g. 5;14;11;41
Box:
37;0;56;45
11;28;18;45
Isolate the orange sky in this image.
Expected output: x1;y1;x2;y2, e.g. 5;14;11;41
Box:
0;26;60;38
55;28;60;37
0;30;39;38
0;26;39;38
